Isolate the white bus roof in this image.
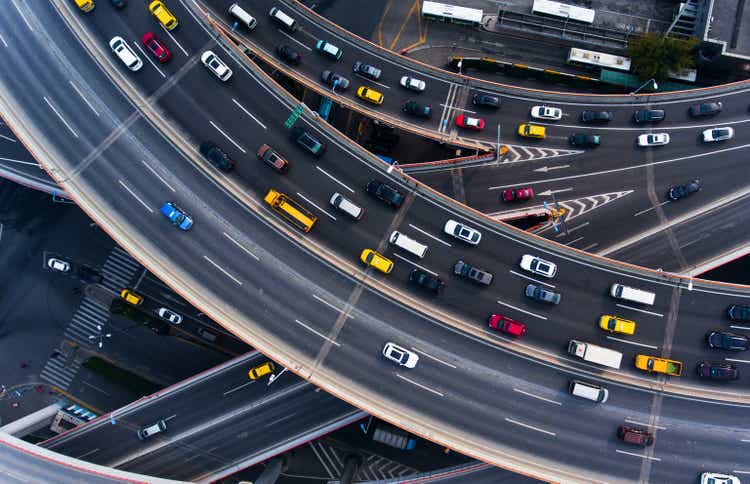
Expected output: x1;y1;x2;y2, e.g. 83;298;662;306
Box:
422;1;483;24
532;0;595;24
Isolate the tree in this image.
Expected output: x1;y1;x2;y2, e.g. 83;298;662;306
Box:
627;33;698;82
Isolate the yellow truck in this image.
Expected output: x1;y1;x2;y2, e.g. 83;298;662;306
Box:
264;189;317;232
634;354;682;376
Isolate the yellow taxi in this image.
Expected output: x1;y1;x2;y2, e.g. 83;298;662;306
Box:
248;361;275;380
598;314;636;335
120;289;143;306
357;86;384;105
518;123;546;139
360;249;393;274
149;1;178;30
73;0;94;12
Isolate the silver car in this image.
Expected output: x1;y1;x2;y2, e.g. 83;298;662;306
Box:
157;307;183;325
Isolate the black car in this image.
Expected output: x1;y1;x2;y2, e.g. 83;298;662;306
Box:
402;101;431;118
409;269;445;294
276;45;301;65
320;70;350;90
706;331;750;351
453;260;493;286
365;180;404;208
697;361;739;380
580;110;613;123
290;127;326;158
728;304;750;321
689;101;722;117
633;109;665;123
667;179;701;201
472;93;500;109
199;141;236;172
568;133;600;147
353;61;381;80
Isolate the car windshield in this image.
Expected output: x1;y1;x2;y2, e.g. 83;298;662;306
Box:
537;262;551;273
715;129;729;137
607;319;617;330
459;228;470;237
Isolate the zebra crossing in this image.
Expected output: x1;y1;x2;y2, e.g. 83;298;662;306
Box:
309;441;417;482
40;246;142;391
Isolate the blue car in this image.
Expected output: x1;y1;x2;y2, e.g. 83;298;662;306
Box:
160;202;193;231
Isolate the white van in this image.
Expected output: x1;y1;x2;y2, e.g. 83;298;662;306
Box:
137;419;166;440
389;231;427;259
269;7;297;32
330;193;364;220
569;379;609;403
610;283;655;306
229;3;257;30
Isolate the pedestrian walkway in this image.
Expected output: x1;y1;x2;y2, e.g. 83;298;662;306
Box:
40;246;142;391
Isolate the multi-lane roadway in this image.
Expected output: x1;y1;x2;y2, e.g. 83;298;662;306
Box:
0;0;749;482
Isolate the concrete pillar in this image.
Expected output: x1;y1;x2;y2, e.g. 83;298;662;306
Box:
339;454;363;484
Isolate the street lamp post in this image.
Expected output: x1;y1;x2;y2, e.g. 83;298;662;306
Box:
457;60;463;76
88;325;112;349
631;78;658;95
496;124;502;160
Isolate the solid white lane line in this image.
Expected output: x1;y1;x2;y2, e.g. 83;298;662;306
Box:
140;160;175;192
633;200;670;217
0;156;35;166
278;29;312;50
562;221;589;235
408;224;452;247
203;256;243;285
606;336;658;349
730;325;750;331
624;418;666;430
223;232;260;261
295;192;336;220
43;97;78;138
0;134;16;143
396;374;444;396
513;388;562;406
564;236;584;246
541;117;750;131
162;28;188;56
741;439;750;442
223;380;255;396
232;99;267;129
616;304;664;318
392;254;438;275
209;121;246;154
316;166;355;193
411;347;456;368
496;299;548;320
68;81;100;116
313;294;353;319
505;417;556;436
734;470;750;475
581;242;599;251
726;358;750;364
11;2;34;31
508;270;556;289
615;449;660;461
132;41;166;78
0;34;7;47
294;319;340;347
117;180;153;213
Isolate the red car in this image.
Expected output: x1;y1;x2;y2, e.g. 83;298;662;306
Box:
501;187;534;203
141;32;171;62
455;114;485;131
488;314;526;338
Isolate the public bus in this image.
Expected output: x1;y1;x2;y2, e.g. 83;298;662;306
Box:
264;189;318;232
421;1;483;26
566;47;632;72
531;0;595;24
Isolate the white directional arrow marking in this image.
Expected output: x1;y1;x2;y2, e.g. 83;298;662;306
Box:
268;367;288;386
537;188;573;196
533;164;570;173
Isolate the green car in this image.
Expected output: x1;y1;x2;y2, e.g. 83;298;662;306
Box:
569;133;601;147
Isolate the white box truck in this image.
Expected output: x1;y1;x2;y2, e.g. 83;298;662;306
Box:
568;340;623;369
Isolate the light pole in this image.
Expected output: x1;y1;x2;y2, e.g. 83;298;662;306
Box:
457;59;463;76
496;124;502;160
88;325;112;349
631;78;658;95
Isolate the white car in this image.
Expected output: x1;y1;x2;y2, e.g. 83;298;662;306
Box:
48;258;70;273
530;105;562;120
201;51;233;81
157;307;183;325
702;127;734;142
519;254;557;278
400;76;426;92
382;342;419;368
700;473;740;484
329;192;364;220
444;219;481;245
637;133;670;147
109;36;143;71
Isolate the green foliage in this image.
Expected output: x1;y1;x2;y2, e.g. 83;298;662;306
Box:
627;33;698;82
